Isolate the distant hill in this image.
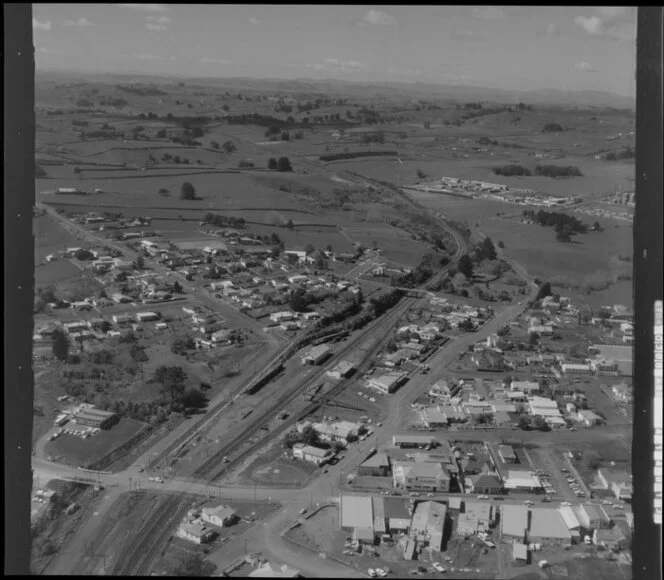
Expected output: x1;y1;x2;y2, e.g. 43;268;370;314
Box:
36;69;635;111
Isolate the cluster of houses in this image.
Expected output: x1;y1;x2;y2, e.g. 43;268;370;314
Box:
426;297;489;331
33;310;166;344
289;419;369;465
179;305;237;349
177;504;239;545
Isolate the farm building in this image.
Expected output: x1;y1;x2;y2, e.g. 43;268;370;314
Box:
357;452;391;477
367;371;408;394
339;495;373;537
501;505;529;541
73;407;117;429
177;523;216;544
292;443;332;465
393;435;437;449
326;360;355;379
301;344;332;365
201;505;238;528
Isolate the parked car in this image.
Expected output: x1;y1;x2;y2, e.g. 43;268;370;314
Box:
368;569;377;578
432;562;447;573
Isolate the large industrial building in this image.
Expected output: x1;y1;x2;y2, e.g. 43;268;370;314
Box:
73;407;117;429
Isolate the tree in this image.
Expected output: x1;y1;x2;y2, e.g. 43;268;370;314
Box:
457;254;474;278
289;288;309;313
210;140;220;150
268;157;278;170
516;415;531;430
170;552;209;577
172;280;184;293
222;140;236;153
528;331;540;346
286;219;294;229
498;240;505;248
535;281;553;301
497;325;510;337
134;255;145;270
276;157;293;172
304;244;315;255
180;182;196;200
52;329;70;361
153;365;187;401
181;388;206;409
593;221;603;232
416;169;427;179
74;249;95;261
531;416;550;431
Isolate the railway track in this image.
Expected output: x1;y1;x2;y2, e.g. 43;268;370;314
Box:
194;296;415;480
112;493;194;576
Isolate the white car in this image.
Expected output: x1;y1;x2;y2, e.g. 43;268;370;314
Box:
368;569;377;578
561;501;572;506
376;570;387;577
432;563;447;573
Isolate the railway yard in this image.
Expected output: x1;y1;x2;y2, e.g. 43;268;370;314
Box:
29;68;634;579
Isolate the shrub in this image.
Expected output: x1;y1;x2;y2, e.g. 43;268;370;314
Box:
542;123;564;133
180;182;196;200
493;164;531;177
534;164;582;178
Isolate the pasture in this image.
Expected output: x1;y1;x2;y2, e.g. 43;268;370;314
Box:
34;215;81;262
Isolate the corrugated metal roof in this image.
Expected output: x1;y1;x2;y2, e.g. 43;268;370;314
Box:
340;495;373;530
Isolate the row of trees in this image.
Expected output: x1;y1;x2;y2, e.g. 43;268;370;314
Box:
493;164;531;177
202;213;246;229
535;164;583;178
268;157;293;172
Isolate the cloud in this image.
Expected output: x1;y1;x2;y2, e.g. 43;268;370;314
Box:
199;57;230;64
32;18;52;31
249;17;259;25
388;68;422;76
574;7;635;41
361;9;397;26
62;17;94;28
307;59;365;73
574;15;604;36
473;6;505;20
576;61;596;72
118;4;169;12
323;58;365;69
452;29;476;40
145;15;171;31
135;52;164;60
146;15;171;24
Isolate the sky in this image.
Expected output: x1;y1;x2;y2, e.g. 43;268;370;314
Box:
32;5;637;96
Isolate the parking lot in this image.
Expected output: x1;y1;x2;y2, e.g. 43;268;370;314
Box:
527;447;583;502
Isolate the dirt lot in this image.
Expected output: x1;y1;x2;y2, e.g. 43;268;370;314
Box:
44;418;146;467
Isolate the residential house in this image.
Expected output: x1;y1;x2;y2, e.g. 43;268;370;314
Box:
576;409;602;426
177;523;216;544
201;505;238;528
292;443;332;465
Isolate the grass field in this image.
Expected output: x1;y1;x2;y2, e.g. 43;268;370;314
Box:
34;215;82;262
44;418;146;467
